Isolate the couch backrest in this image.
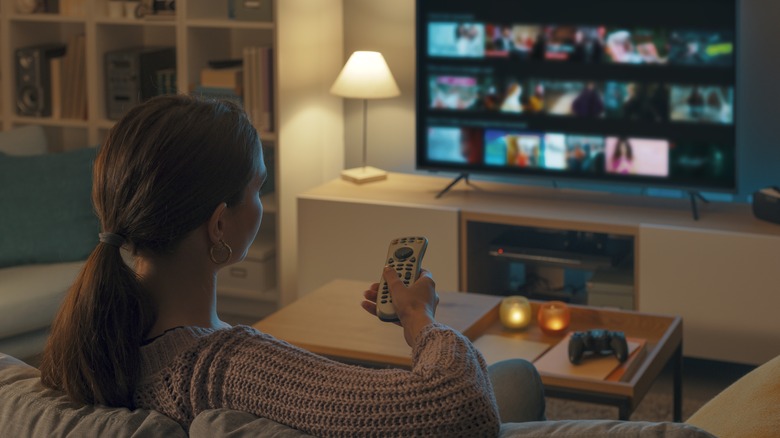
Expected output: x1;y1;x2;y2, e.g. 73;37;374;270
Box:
0;353;187;437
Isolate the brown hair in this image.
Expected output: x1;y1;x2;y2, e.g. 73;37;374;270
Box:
40;95;261;407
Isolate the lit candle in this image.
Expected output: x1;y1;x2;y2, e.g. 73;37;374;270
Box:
499;296;532;330
538;301;571;335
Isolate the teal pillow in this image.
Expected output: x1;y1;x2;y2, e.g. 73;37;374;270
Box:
0;148;99;268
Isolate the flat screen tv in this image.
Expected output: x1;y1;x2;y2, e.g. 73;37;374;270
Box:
416;0;737;192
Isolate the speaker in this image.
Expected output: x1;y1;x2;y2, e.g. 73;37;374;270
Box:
752;187;780;225
15;44;66;117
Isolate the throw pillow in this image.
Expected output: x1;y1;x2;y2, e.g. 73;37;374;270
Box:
0;148;99;268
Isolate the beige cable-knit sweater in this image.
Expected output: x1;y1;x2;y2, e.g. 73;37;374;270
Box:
134;323;500;437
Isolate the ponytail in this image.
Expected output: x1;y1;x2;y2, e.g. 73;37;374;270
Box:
40;241;156;407
39;95;259;407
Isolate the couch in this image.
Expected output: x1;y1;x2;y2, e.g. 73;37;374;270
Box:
2;350;778;437
0;126;93;359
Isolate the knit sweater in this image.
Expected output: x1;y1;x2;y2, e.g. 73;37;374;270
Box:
134;323;501;437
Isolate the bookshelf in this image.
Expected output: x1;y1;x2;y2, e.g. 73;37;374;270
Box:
0;0;345;316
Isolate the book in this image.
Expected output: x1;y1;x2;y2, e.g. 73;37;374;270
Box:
472;335;551;366
49;57;63;119
242;46;273;131
60;34;86;120
200;67;243;89
533;332;646;382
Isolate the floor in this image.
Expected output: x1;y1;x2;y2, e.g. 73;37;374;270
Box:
546;357;756;422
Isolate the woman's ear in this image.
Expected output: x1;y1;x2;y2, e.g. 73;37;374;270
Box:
207;202;228;244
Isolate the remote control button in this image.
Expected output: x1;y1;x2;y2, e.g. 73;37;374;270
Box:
381;300;387;304
404;271;411;280
410;257;416;263
388;258;394;264
394;247;414;260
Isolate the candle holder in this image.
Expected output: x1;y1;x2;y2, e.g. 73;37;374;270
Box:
537;301;571;335
499;296;532;330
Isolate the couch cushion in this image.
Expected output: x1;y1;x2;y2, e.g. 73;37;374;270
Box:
498;420;715;437
0;261;82;338
190;409;316;438
686;354;780;438
0;353;187;437
0;147;98;268
0;125;48;156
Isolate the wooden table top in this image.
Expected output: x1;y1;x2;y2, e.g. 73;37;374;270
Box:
254;279;502;367
254;279;681;401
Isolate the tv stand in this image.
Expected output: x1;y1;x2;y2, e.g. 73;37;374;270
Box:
689;191;710;221
298;172;780;365
435;173;472;199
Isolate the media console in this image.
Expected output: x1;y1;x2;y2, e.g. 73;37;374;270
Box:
297;172;780;365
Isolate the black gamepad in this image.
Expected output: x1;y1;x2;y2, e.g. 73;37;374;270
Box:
568;329;629;365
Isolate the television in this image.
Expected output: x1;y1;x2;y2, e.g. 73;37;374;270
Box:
415;0;737;193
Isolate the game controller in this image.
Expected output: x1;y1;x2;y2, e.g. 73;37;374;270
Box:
568;329;629;365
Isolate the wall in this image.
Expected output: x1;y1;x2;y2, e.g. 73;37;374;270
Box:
341;0;780;201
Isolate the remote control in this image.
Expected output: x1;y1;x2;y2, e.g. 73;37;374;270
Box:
377;236;428;322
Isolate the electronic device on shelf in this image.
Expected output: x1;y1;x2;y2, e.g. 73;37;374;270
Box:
752;187;780;225
105;47;176;120
377;236;428;322
15;44;66;117
568;329;629;364
488;227;633;270
416;0;738;196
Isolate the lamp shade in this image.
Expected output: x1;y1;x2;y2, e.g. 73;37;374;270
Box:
330;51;400;99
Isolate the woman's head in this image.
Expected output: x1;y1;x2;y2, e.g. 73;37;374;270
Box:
96;95;263;256
41;95;263;407
613;137;633;160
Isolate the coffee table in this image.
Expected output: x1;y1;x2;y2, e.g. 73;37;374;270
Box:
254;279;683;421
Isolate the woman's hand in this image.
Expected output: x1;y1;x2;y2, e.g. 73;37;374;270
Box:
361;267;439;347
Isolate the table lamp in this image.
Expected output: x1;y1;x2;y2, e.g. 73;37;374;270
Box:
330;51;400;184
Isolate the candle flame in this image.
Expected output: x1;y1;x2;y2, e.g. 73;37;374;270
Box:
548;319;564;330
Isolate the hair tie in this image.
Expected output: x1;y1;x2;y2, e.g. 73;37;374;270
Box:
99;232;126;248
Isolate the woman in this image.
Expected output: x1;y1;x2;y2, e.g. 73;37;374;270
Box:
610;137;634;174
40;95;544;436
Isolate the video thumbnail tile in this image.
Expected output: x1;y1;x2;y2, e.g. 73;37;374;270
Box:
428;22;486;58
605;137;669;177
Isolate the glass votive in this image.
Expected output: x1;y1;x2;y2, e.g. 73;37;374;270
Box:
537;301;571;335
499;296;533;330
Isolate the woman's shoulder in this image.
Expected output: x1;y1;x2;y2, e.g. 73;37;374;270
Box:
138;325;280;377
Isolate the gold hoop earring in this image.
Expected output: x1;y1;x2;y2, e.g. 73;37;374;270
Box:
209;239;232;264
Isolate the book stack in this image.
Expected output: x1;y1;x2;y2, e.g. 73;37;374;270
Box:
242;46;274;132
52;34;87;120
533;332;647;382
194;65;244;107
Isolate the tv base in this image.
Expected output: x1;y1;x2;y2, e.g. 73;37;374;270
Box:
341;166;387;184
435;173;472;199
689;191;710;221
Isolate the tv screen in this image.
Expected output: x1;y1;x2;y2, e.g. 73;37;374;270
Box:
416;0;737;191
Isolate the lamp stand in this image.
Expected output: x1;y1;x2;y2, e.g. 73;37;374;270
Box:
341;99;387;184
